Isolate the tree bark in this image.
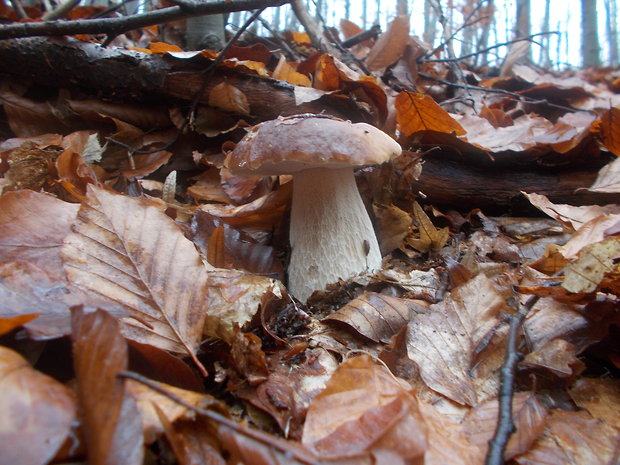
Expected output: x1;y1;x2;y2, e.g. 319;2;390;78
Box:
0;37;367;122
581;0;601;67
515;0;531;63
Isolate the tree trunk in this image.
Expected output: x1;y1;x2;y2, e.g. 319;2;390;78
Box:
604;0;618;65
397;0;408;16
362;0;367;29
423;0;437;46
515;0;531;62
581;0;601;67
344;0;350;20
474;0;494;67
538;0;551;68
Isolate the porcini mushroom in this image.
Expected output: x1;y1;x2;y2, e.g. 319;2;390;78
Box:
224;114;402;302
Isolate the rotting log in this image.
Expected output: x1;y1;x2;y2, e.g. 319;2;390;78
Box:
0;37;367;122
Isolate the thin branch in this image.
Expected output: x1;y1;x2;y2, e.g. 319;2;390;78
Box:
119;371;318;464
256;16;301;61
485;294;540;465
42;0;81;21
8;0;28;20
290;0;341;57
423;32;559;64
0;0;290;39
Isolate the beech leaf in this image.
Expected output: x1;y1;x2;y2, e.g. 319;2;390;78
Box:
208;81;251;116
62;185;210;373
406;273;507;405
72;308;143;465
395;91;466;137
0;346;76;465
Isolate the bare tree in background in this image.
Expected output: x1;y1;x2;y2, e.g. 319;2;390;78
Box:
424;0;438;46
538;0;552;68
515;0;531;62
475;0;495;67
581;0;601;67
397;0;408;15
344;0;350;20
604;0;618;65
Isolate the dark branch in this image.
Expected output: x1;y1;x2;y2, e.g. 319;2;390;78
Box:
0;0;290;39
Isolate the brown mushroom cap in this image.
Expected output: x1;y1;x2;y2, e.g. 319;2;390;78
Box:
225;114;402;175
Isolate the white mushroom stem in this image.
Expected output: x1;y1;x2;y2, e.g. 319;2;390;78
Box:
288;167;382;302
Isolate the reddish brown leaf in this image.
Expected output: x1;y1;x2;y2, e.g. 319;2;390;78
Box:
521;339;585;378
72;308;143;465
569;378;620;428
0;190;78;274
515;410;620;465
0;313;39;336
208;81;251;116
406;273;507;405
463;392;548;460
395;91;466;137
324;292;425;343
594;106;620;156
62;185;210;372
365;15;410;71
302;355;427;461
0;346;76;465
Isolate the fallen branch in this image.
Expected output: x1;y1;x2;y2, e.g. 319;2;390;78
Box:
0;0;289;39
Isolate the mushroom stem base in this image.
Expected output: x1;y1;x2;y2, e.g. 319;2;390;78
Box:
288;167;382;302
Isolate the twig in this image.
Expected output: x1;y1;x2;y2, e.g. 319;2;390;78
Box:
8;0;28;19
484;294;540;465
256;16;301;61
290;0;341;57
0;0;289;39
108;7;266;156
418;72;579;113
423;32;558;64
341;24;381;48
42;0;81;21
119;371;317;464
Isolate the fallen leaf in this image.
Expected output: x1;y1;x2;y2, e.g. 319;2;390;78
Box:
589;156;620;193
521;339;585;378
406;273;507;405
0;190;79;274
563;236;620;294
324;292;426;343
273;55;311;87
302;355;427;461
72;308;143;465
365;15;410;71
569;378;620;428
396;91;466;137
463;392;548;460
561;213;620;258
0;313;39;336
373;203;412;254
514;410;620;465
0;346;76;465
62;185;210;372
408;201;449;252
208;81;251;116
593;106;620;155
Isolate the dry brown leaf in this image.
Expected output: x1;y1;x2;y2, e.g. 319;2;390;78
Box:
0;346;76;465
521;339;585;378
158;411;226;465
569;378;620;428
406;273;507;405
514;410;620;465
589;156;620;193
522;192;620;230
272;55;311;87
208;81;251;116
324;292;426;343
62;185;210;372
0;190;79;275
561;213;620;258
463;392;548;460
365;15;410;71
373;203;412;254
302;355;428;461
419;401;485;465
0;141;60;193
127;379;224;444
71;308;143;465
408;201;449;252
563;236;620;294
593;106;620;156
396;92;466;137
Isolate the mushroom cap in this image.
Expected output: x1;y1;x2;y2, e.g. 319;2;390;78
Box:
224;114;402;175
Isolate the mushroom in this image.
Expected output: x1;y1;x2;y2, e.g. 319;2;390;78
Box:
224;114;402;302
